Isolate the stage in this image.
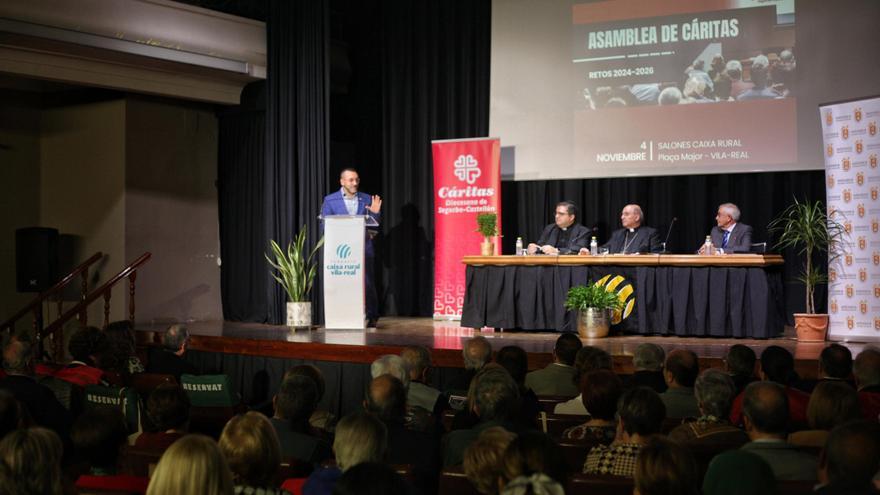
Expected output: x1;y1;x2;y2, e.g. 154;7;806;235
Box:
135;317;869;381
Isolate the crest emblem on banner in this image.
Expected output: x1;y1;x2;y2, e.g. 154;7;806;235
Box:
858;204;866;218
857;140;864;154
842;125;849;140
844;189;852;203
870;121;877;137
847;284;854;297
848;316;855;329
845;221;853;234
827;144;835;157
855;108;863;122
871;154;878;168
874;218;879;233
595;275;635;325
830;299;839;313
859;237;867;251
830;268;837;282
826;111;833;126
872;188;879;201
860;268;868;282
843;157;851;171
875;285;880;298
846;254;854;266
828;175;835;188
453;155;481;185
875;318;880;330
857;172;865;186
874;252;880;265
861;300;868;314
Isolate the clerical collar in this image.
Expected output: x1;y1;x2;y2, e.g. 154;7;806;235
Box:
560;226;568;231
627;227;637;233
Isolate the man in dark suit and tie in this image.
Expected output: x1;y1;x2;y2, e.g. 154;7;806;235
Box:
321;168;382;327
699;203;753;254
581;204;661;255
527;200;590;255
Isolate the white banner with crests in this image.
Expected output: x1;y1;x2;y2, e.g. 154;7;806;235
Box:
821;95;880;340
323;216;366;329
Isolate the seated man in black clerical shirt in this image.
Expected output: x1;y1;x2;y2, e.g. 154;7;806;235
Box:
527;200;590;255
581;204;661;255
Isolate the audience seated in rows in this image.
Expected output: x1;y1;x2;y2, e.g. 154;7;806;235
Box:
146;324;198;382
55;326;108;387
102;319;146;376
283;364;336;433
702;449;776;495
624;343;666;393
332;461;412;495
130;383;190;449
740;381;817;481
634;435;699;495
463;426;517;495
304;411;387;495
660;349;700;419
668;368;748;447
730;346;809;427
444;364;521;467
562;369;621;443
400;345;443;413
0;426;64;495
524;333;582;397
496;346;541;429
554;346;613;415
371;354;433;432
501;430;568;489
219;411;289;494
72;407;149;493
271;374;332;463
146;433;233;495
855;346;880;420
584;386;666;477
448;336;493;393
816;420;880;494
788;380;861;448
724;344;758;396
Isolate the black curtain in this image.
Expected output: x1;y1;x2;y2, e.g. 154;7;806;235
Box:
265;0;330;324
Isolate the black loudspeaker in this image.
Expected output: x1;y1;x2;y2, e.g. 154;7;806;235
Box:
15;227;59;293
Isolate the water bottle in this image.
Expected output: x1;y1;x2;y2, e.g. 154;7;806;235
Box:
590;236;598;256
515;237;524;256
703;236;714;256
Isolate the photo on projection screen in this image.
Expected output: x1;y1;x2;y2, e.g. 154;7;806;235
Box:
491;0;803;180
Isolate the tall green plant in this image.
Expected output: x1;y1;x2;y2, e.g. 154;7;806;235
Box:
768;198;846;314
476;213;499;238
266;226;325;302
564;283;623;311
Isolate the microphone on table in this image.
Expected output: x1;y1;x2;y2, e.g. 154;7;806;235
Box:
661;217;678;253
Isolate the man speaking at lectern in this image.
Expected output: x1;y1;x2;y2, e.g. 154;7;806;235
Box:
321;168;382;327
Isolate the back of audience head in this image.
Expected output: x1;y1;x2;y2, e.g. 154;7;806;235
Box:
219;411;281;489
333;411;387;471
553;333;582;366
147;434;234;495
464;426;517;495
366;374;407;423
147;383;191;432
633;343;664;372
284;364;327;402
2;331;34;375
750;54;770;87
658;86;682;105
581;369;623;421
400;346;432;382
664;349;699;387
854;346;880;390
634;435;699;495
274;374;318;428
694;368;737;419
573;346;613;385
102;320;138;372
759;346;796;385
702;450;776;495
807;380;860;431
71;407;128;471
501;431;568;487
162;324;190;353
464;336;493;371
370;354;410;388
471;364;520;422
0;427;63;495
496;346;529;386
618;387;666;437
0;390;28;440
725;344;757;376
332;462;410;495
68;326;108;366
819;343;853;379
742;381;788;436
820;420;880;490
725;59;743;81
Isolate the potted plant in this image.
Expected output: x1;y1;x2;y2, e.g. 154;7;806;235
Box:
768;198;846;342
266;226;324;328
475;213;500;256
564;283;624;338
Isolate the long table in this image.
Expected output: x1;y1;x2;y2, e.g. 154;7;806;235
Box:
460;254;785;338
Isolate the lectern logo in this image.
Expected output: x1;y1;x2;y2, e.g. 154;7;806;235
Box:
842;125;849;140
855;108;863;122
336;244;352;259
453;155;481;185
595;275;635;325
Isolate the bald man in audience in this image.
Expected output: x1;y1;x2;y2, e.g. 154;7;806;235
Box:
854;347;880;421
580;204;661;255
447;336;493;394
659;350;700;419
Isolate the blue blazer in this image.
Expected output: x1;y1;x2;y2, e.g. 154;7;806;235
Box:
321;190;380;257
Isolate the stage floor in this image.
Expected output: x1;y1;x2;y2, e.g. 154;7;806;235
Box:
135;317;869;379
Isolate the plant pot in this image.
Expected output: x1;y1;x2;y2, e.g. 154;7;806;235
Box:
480;239;495;256
286;301;312;328
577;308;611;339
794;313;828;342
